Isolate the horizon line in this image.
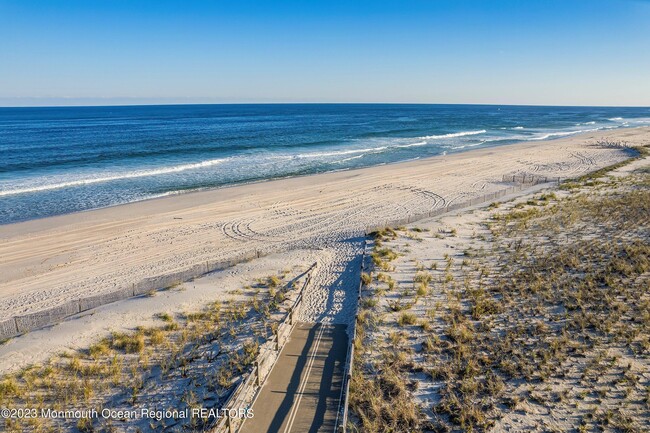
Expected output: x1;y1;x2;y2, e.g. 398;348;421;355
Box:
1;100;649;109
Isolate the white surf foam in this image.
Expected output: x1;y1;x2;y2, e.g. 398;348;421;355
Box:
419;130;486;140
448;141;486;150
285;138;430;161
292;146;389;159
393;141;428;149
0;158;228;197
527;128;600;141
334;154;368;163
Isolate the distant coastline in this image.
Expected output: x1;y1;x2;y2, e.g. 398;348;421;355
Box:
1;104;649;225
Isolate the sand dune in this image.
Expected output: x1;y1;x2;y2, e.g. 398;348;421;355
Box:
0;127;648;318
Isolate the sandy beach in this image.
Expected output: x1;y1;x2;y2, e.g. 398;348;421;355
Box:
1;127;648;321
3;3;648;431
1;126;648;433
350;148;650;432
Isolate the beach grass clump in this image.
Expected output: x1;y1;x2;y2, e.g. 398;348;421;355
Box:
370;244;400;272
110;331;146;354
387;299;413;312
413;271;432;286
350;365;422;433
265;274;282;288
415;283;428;297
372;227;398;243
397;312;417;326
372;247;399;262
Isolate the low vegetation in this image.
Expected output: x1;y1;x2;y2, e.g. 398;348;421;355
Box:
0;270;303;433
350;157;650;432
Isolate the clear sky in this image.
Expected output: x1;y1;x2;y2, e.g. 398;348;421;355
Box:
1;0;649;106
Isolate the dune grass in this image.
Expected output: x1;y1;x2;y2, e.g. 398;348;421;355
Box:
0;270;301;433
350;161;650;432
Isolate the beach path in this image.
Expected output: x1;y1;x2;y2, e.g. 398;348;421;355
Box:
239;322;348;433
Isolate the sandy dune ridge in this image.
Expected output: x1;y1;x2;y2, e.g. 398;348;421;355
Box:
1;127;648;318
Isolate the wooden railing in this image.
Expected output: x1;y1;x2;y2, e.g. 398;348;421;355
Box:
207;262;317;433
334;240;367;433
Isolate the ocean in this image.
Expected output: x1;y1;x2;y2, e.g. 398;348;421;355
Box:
1;104;649;225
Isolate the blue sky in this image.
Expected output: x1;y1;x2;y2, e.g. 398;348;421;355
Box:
1;0;649;106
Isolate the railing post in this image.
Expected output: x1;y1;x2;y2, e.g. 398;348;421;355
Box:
255;361;261;387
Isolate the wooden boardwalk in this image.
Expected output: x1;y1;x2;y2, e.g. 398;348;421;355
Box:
239;322;348;433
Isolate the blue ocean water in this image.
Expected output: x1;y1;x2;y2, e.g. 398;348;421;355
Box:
1;104;649;225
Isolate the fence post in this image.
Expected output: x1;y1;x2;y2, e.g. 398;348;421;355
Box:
13;317;18;336
255;361;261;387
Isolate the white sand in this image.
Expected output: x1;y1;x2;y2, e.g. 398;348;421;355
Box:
298;238;365;325
0;249;322;374
1;127;646;320
0;240;367;374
